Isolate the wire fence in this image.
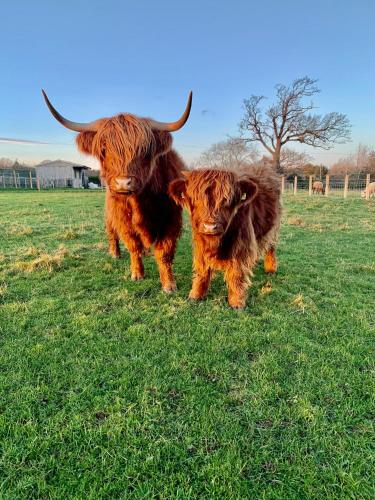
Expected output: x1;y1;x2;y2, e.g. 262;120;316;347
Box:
0;172;373;199
0;174;101;190
281;174;374;199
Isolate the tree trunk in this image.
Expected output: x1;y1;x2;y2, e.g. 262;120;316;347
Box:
272;149;283;174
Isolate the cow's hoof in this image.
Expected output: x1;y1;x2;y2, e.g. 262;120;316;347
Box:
163;283;177;293
131;274;145;281
188;292;204;301
229;303;245;310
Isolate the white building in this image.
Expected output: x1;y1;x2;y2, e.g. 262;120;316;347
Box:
34;160;90;188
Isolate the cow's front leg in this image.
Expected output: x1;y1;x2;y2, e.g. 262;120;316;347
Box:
123;233;145;281
106;219;121;259
225;266;249;309
154;238;177;293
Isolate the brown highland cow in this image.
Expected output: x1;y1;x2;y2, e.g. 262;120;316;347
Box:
42;90;192;292
169;165;281;309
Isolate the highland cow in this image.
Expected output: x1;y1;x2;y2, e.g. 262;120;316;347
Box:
312;180;324;194
168;165;281;309
42;90;192;292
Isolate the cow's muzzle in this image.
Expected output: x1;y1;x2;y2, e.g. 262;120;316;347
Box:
199;222;224;235
114;176;139;194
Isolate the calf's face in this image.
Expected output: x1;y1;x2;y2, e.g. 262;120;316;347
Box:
169;170;258;237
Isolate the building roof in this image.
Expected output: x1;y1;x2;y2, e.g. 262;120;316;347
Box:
35;160;90;170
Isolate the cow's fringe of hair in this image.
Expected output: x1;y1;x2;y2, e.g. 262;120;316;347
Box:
91;114;156;165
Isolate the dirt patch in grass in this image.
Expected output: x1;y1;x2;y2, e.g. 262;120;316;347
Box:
0;282;7;298
6;224;33;237
13;245;70;273
287;217;305;227
60;228;79;240
290;293;316;314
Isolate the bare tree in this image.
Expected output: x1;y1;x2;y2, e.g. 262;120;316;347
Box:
196;137;259;170
279;148;312;174
354;143;369;172
0;158;13;168
239;76;351;173
330;156;356;176
330;144;373;178
367;151;375;175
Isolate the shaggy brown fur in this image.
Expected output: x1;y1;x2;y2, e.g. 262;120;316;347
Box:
169;165;281;308
312;180;324;194
76;114;184;292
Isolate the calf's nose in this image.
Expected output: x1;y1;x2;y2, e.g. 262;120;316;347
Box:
116;177;133;190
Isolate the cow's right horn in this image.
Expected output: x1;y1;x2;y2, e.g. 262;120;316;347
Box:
42;90;100;132
148;91;193;132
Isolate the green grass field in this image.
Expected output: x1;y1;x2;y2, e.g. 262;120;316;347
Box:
0;190;374;498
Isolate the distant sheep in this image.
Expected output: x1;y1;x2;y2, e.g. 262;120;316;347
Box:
361;181;375;198
312;181;324;194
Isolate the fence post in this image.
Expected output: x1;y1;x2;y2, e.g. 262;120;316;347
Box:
343;174;349;199
36;177;40;191
325;175;330;196
309;175;313;196
365;174;370;200
293;176;297;195
13;169;17;188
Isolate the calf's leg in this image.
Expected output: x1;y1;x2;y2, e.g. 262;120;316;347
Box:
189;269;212;300
264;246;278;274
225;266;248;309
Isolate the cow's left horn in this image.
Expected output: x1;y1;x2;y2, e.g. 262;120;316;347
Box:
148;91;193;132
42;90;100;132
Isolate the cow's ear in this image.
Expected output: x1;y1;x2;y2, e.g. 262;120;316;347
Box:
237;178;258;205
76;131;96;156
168;178;188;207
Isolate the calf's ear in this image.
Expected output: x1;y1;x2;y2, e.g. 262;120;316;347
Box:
237;178;258;205
168;178;188;207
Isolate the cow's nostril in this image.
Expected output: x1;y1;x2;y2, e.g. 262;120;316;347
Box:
116;177;133;189
203;223;217;232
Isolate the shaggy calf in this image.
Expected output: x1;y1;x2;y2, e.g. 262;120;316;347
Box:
43;90;192;292
312;180;324;194
169;166;281;309
361;181;375;198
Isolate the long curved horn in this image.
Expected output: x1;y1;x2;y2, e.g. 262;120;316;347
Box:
42;90;100;132
148;91;193;132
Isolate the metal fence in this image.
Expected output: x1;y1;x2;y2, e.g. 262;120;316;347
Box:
0;174;88;189
282;174;373;199
0;172;373;199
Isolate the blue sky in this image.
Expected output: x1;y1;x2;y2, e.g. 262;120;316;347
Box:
1;0;374;168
